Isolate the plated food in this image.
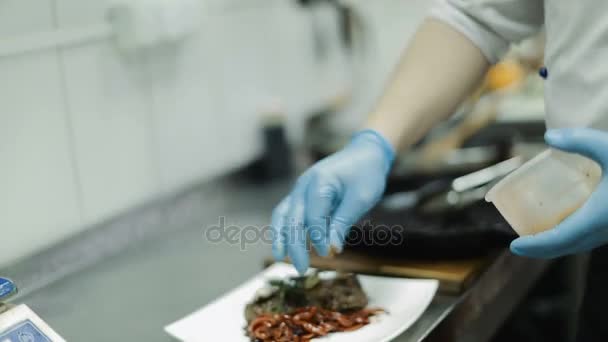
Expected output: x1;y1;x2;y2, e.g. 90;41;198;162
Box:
245;272;384;342
164;263;439;342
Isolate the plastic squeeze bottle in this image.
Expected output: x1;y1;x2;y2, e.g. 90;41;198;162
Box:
486;67;606;236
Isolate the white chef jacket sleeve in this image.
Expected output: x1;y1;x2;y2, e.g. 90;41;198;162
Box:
429;0;544;64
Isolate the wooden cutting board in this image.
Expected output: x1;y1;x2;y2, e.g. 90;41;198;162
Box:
267;250;494;294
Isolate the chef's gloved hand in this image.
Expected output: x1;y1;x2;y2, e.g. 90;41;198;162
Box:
511;128;608;258
272;129;395;274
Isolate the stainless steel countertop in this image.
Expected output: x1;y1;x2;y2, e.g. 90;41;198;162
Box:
2;178;457;341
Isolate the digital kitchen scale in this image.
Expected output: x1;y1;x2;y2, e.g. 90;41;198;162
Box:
0;278;65;342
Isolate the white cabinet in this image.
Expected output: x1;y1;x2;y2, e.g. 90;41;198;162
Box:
55;0;160;224
0;1;81;266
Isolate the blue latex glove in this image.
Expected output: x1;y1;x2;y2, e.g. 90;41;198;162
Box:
511;128;608;258
272;129;395;274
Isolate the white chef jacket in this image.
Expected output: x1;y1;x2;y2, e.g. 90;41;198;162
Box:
430;0;608;130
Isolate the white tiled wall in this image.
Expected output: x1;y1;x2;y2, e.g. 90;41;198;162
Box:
56;0;160;224
0;0;82;266
147;13;258;193
0;0;430;267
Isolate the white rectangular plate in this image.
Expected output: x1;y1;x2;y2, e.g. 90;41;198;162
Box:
165;263;438;342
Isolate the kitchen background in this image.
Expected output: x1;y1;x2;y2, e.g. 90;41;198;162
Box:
0;0;431;267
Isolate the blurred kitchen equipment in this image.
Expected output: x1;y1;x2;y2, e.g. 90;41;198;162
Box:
259;106;293;180
348;200;516;259
452;156;524;192
392;145;501;178
420;156;524;214
307;80;507;179
308;97;505;178
296;0;367;62
381;179;452;211
347;158;524;259
400;92;503;173
416;57;526;157
383;157;523;214
237;103;294;183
